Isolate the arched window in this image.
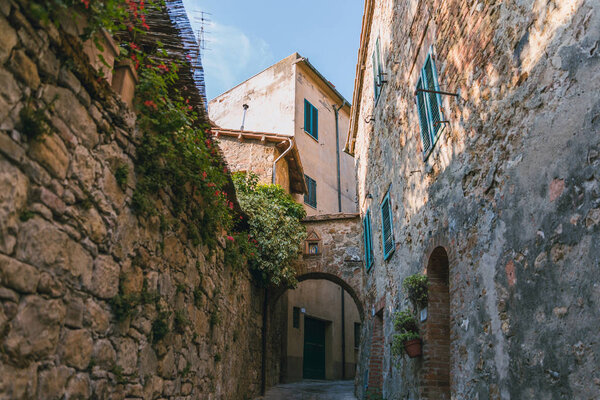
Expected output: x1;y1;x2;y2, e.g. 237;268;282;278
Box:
422;246;451;399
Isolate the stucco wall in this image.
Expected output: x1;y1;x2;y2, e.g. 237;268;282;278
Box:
208;54;297;136
209;53;358;217
294;64;356;216
0;3;265;399
282;279;361;382
352;0;600;399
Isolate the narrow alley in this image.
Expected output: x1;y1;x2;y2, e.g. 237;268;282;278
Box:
259;380;357;400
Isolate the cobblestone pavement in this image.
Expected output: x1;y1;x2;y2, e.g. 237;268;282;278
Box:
257;380;357;400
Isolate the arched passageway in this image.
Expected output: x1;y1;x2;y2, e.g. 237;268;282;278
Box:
421;246;451;399
268;274;364;386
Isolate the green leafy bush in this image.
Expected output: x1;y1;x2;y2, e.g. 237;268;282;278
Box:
151;312;169;343
393;310;418;333
115;164;128;188
391;310;420;357
232;172;306;287
391;332;420;357
402;273;428;309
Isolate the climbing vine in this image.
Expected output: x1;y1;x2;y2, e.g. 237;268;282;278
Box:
233;172;307;287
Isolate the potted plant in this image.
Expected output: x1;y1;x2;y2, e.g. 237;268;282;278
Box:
391;310;422;358
403;273;428;309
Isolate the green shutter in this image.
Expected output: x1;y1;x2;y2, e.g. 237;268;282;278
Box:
304;99;311;134
416;77;431;155
304;175;317;208
364;209;374;270
312;106;318;140
423;54;442;139
380;192;394;260
372;51;379;100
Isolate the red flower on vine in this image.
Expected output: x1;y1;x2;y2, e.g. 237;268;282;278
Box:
144;100;157;110
227;236;235;242
202;171;207;180
80;0;90;9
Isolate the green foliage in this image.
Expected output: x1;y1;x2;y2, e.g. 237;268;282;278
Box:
140;279;159;305
209;308;220;329
109;292;139;322
391;310;420;357
193;287;203;308
176;283;186;294
391;332;421;357
19;103;53;141
174;309;189;334
133;65;234;251
402;273;428;309
115;164;128;189
213;353;221;363
151;312;169;343
110;364;126;384
232;172;307;287
181;361;191;377
393;310;418;333
19;210;34;222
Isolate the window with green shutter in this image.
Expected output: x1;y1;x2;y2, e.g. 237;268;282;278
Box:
415;48;444;159
373;37;383;102
304;99;319;140
380;191;394;260
304;174;317;208
363;209;374;270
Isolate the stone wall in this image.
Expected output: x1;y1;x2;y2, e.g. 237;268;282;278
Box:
0;1;265;399
215;135;290;193
352;0;600;399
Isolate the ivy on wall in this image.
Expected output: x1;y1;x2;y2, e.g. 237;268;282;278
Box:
233;172;307;287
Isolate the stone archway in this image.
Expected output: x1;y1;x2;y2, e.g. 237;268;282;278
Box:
421;246;451;400
271;272;364;321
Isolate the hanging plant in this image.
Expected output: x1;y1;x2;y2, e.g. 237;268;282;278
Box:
402;273;428;309
391;310;422;358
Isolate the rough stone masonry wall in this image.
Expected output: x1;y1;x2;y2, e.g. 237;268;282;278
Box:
0;2;265;399
353;0;600;399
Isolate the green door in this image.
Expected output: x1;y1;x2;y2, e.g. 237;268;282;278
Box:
303;317;326;379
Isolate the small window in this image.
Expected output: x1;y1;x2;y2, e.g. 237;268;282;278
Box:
354;323;361;349
304;99;319;140
293;307;300;329
380;191;395;260
372;37;383;101
416;48;445;158
304;175;317;208
363;209;374;270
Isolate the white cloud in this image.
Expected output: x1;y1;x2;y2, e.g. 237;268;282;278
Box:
201;21;274;100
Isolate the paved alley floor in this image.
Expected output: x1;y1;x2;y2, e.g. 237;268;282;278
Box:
258;380;357;400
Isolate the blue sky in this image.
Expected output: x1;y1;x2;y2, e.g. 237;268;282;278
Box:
181;0;364;102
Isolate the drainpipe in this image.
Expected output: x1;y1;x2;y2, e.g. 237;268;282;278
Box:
240;103;249;131
272;138;294;185
333;102;347;212
341;285;346;379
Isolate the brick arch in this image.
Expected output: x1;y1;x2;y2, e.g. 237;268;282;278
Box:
421;246;451;400
270;272;365;321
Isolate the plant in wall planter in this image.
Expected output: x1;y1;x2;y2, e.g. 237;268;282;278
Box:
391;310;422;358
403;273;428;309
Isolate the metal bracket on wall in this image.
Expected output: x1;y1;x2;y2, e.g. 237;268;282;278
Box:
414;88;459;98
364;115;375;124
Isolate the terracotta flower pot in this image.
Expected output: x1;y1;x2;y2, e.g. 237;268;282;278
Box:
404;339;422;358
